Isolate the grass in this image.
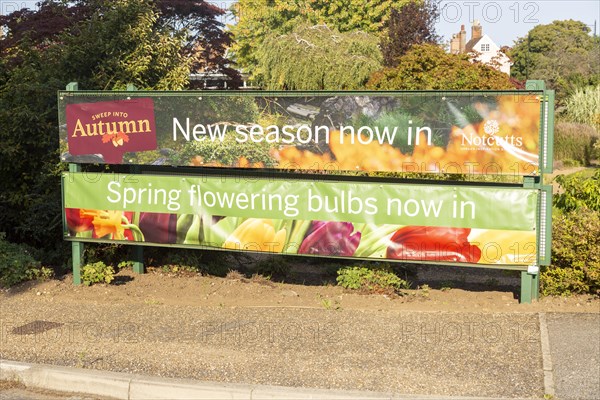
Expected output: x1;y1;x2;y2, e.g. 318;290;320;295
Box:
553;122;598;167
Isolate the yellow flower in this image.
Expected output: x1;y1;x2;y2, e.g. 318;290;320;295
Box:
89;210;126;240
223;219;286;253
468;230;537;265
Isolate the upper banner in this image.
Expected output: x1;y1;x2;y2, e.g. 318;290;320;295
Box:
58;91;544;175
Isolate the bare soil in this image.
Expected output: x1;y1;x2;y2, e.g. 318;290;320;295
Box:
4;267;597;313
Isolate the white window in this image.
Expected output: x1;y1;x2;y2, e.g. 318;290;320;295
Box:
481;43;490;52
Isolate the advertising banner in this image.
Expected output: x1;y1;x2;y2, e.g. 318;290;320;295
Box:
59;92;543;176
63;173;538;266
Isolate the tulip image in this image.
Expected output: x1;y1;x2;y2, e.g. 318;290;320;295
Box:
139;212;178;244
386;226;481;263
65;208;94;233
298;221;361;257
223;219;286;252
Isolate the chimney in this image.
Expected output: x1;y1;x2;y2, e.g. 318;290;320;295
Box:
450;34;459;54
472;20;482;40
460;24;467;53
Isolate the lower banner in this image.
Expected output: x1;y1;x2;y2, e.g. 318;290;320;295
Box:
63;173;538;266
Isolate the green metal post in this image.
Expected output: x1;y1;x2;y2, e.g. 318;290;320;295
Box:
131;246;144;274
127;109;144;274
69;163;83;285
66;82;83;285
521;271;533;303
533;273;540;300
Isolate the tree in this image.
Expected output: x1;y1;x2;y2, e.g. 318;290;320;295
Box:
0;0;235;79
381;0;440;67
229;0;405;78
0;0;229;257
367;44;515;90
509;20;600;101
256;24;382;90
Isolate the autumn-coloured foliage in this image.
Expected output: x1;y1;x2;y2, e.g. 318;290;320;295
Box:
367;44;516;91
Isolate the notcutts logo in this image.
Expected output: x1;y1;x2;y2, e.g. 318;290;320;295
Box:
66;98;157;164
460;118;524;151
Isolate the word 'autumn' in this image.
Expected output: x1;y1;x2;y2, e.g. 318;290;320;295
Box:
71;118;151;137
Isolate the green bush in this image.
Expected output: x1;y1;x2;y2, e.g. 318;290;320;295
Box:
336;263;410;294
553;122;599;166
0;234;53;287
542;207;600;296
554;169;600;212
81;261;115;286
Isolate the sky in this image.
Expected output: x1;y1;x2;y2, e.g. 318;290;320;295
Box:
436;0;600;47
1;0;598;48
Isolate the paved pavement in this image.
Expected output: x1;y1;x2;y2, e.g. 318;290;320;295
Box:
546;313;600;400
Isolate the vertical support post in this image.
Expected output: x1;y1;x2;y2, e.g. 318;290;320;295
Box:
66;82;82;285
69;163;83;285
127;89;144;274
521;271;533;304
521;266;540;303
131;246;144;274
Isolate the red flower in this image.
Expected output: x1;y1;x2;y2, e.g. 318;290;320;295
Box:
65;208;94;232
386;226;481;263
299;221;361;257
66;208;134;240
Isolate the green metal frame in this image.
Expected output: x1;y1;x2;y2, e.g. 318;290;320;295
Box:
60;81;554;303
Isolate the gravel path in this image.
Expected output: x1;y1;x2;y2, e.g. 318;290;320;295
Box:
0;297;544;398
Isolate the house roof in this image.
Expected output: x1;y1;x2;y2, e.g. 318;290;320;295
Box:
465;37;483;52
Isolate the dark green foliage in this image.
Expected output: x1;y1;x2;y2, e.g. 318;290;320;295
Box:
553;122;599;167
0;0;229;264
543;170;600;296
0;234;46;287
542;207;600;296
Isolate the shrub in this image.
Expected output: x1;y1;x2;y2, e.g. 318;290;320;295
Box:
81;261;115;286
593;141;600;161
553;122;599;166
542;207;600;296
336;263;410;295
0;234;51;287
554;169;600;212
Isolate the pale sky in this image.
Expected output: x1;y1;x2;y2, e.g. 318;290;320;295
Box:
435;0;599;47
